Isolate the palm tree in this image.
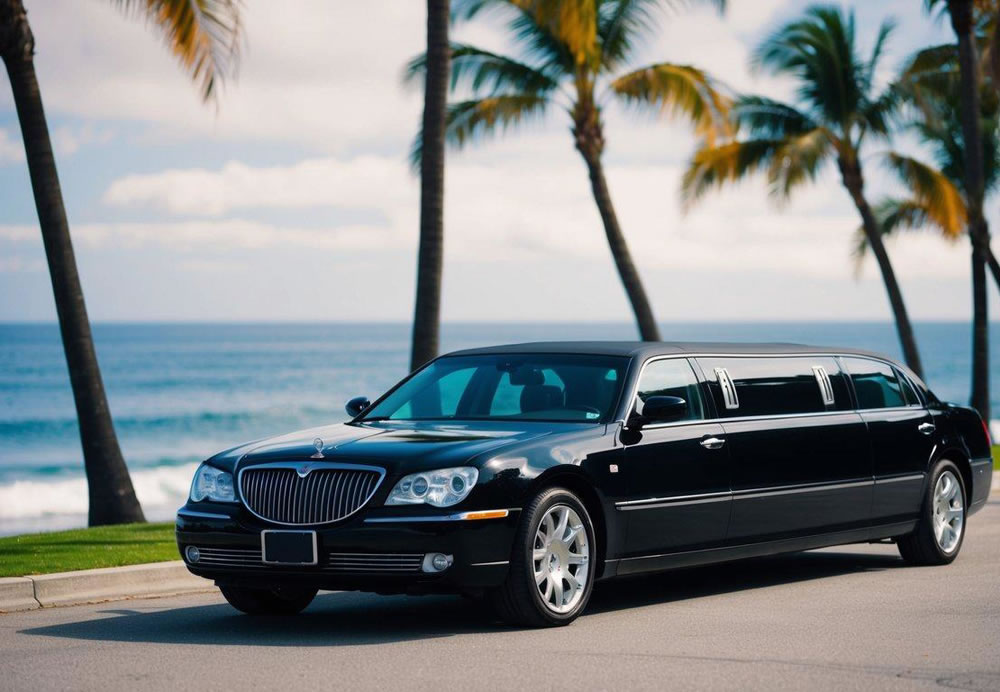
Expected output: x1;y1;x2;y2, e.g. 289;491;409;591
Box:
681;6;925;378
410;0;451;371
855;75;1000;293
917;0;991;420
406;0;732;341
0;0;241;526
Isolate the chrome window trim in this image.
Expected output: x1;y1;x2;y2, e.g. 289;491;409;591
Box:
620;352;928;431
236;461;386;526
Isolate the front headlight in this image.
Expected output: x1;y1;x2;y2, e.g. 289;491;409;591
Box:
386;467;479;508
189;464;236;503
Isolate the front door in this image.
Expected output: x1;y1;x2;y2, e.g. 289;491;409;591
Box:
618;358;731;557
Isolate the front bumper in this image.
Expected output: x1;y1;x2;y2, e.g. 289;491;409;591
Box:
175;503;520;594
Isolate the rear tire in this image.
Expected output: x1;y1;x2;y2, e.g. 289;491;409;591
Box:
219;585;318;615
490;487;595;628
897;459;966;566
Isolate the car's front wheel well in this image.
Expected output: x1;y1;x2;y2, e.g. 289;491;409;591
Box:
528;470;608;579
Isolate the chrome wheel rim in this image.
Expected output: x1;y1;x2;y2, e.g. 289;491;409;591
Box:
533;504;590;614
932;470;964;554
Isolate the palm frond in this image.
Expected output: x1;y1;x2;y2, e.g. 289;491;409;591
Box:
598;0;725;69
731;95;816;138
753;5;866;127
680;139;782;209
766;127;833;200
610;62;732;143
110;0;243;102
865;18;897;89
409;94;550;169
852;196;962;275
883;152;968;237
405;43;559;95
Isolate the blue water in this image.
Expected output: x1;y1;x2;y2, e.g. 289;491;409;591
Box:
0;321;997;534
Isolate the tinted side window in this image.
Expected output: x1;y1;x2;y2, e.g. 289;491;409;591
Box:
698;356;847;416
842;357;907;409
635;359;705;421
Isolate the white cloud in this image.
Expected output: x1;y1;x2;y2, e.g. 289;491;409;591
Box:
0;128;23;164
75;152;967;282
51;124;114;156
104;156;413;215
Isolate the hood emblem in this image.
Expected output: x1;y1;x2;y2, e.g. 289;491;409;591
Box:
311;437;325;460
297;463;313;477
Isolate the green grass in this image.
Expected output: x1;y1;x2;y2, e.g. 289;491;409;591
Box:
0;522;177;578
994;445;1000;470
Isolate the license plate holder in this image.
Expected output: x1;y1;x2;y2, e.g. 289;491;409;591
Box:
261;530;318;565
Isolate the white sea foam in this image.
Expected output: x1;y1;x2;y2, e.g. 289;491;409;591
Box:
0;462;199;534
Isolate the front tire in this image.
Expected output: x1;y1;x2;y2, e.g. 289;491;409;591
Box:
491;487;596;627
897;459;966;566
219;585;318;615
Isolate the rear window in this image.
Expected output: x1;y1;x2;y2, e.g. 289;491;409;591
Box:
698;356;850;417
841;357;909;409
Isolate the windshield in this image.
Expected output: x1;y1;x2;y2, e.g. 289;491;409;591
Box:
360;354;628;423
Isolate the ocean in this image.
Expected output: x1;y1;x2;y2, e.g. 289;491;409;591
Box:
1;321;997;536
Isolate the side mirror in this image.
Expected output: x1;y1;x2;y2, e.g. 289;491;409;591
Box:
346;396;371;418
634;395;688;426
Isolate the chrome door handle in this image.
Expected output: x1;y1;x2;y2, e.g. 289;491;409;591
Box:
918;422;936;435
700;436;726;450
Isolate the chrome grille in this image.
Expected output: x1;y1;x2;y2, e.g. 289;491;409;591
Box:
192;546;264;568
239;464;384;525
325;552;423;573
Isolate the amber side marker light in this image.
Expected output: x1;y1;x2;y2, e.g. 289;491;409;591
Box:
462;510;509;521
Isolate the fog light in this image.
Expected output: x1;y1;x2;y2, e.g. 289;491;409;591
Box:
185;545;201;563
422;552;453;573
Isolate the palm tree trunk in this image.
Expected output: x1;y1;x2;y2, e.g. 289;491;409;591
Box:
949;0;991;421
840;158;924;378
1;0;144;525
578;150;661;341
409;0;449;372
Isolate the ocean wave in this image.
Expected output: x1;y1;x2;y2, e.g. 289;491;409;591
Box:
0;462;199;522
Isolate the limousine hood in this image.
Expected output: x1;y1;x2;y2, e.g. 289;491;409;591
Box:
206;420;576;475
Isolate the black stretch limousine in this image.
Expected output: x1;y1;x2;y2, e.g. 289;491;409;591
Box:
177;342;993;626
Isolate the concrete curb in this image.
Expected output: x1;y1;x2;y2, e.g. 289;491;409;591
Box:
993;471;999;495
0;561;213;613
0;578;39;613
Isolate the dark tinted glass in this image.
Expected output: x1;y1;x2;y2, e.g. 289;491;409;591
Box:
698;356;848;416
362;354;627;422
841;357;907;409
634;358;705;421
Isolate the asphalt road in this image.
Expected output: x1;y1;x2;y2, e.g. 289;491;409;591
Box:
2;501;999;691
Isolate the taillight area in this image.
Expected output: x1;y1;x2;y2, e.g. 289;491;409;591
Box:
982;419;992;447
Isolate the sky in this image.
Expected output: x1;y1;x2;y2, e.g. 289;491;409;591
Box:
0;0;990;324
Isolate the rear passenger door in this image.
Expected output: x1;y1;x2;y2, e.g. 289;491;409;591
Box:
697;356;871;542
841;357;935;526
618;358;731;557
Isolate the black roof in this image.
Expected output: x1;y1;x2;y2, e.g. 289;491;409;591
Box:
447;341;892;361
